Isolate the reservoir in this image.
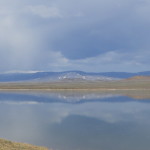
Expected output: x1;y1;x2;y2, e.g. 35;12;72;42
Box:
0;91;150;150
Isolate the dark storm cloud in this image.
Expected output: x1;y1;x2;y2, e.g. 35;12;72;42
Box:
47;0;150;59
0;0;150;72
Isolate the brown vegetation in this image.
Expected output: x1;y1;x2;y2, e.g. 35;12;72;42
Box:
0;76;150;90
0;138;49;150
126;76;150;80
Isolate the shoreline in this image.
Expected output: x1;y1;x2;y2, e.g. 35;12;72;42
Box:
0;88;150;92
0;88;150;100
0;138;48;150
0;79;150;90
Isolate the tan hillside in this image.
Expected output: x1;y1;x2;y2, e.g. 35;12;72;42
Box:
126;76;150;80
0;138;49;150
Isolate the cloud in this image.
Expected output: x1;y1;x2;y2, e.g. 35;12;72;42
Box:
27;5;62;18
50;50;150;72
0;11;38;71
0;0;150;72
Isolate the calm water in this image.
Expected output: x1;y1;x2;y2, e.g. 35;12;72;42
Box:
0;91;150;150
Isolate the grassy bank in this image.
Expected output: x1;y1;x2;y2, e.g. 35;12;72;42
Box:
0;138;48;150
0;79;150;90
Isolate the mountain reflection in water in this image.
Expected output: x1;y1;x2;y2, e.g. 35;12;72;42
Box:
0;90;150;150
0;90;150;104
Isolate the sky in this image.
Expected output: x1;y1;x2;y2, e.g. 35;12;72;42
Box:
0;0;150;72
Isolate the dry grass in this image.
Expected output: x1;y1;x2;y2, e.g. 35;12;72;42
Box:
0;79;150;90
0;138;49;150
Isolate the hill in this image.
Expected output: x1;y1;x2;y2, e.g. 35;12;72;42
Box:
0;138;48;150
126;76;150;80
0;71;150;82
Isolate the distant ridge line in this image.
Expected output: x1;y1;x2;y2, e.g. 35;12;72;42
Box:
0;71;150;82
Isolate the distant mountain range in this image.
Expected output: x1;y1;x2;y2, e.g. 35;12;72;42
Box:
0;71;150;82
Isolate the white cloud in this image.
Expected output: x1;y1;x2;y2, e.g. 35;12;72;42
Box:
0;0;150;72
0;7;39;71
27;5;62;18
49;50;150;72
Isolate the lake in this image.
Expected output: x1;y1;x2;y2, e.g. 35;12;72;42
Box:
0;90;150;150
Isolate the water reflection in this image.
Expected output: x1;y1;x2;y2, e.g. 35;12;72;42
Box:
0;90;150;104
0;91;150;150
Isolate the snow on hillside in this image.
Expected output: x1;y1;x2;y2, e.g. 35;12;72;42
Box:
57;72;117;81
